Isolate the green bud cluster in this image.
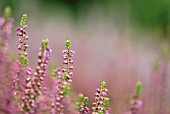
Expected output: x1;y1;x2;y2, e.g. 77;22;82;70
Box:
78;94;84;103
135;81;142;99
62;72;68;80
62;85;70;96
19;55;28;66
41;39;49;56
84;97;89;107
77;93;89;113
65;40;71;50
101;81;106;90
41;39;49;51
20;14;27;27
78;93;89;106
104;98;109;108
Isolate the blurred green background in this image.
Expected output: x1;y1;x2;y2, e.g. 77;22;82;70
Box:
1;0;170;38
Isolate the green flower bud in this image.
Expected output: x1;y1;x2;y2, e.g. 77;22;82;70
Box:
104;97;109;108
62;85;70;96
41;39;49;52
20;14;27;27
101;81;106;90
4;6;11;20
98;110;103;114
135;81;142;99
19;55;28;66
78;94;84;103
65;40;71;50
62;72;67;80
83;97;88;107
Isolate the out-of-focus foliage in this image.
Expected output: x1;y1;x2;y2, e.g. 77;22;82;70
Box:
2;0;170;36
0;0;21;17
129;0;170;28
39;0;170;30
129;0;170;38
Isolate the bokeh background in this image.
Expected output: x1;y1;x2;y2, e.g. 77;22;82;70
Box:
1;0;170;114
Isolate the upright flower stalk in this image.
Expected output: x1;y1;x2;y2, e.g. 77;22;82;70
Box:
33;39;52;96
14;14;52;113
13;14;29;96
51;68;64;114
21;40;52;113
16;14;29;66
92;81;110;114
51;40;75;114
0;6;17;114
0;6;13;61
127;81;143;114
62;40;74;80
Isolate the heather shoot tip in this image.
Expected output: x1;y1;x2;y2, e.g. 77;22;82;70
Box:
65;40;71;50
135;81;142;99
4;6;11;20
20;14;27;27
101;81;106;90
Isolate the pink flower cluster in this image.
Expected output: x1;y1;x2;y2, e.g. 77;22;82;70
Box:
92;82;110;114
127;94;143;114
51;40;75;114
20;44;52;113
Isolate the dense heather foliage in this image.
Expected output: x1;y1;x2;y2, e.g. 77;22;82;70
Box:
0;7;143;114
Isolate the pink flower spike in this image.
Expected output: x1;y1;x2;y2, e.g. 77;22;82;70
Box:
0;18;5;27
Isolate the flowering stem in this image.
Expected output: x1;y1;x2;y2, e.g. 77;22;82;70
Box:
16;14;29;66
77;94;90;114
92;81;110;114
51;40;75;114
128;81;143;114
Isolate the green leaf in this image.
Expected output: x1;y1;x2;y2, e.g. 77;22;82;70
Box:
83;97;88;107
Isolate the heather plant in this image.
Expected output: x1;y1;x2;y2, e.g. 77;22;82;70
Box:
0;6;13;55
0;6;16;114
126;81;143;114
15;14;52;113
51;40;75;114
76;81;110;114
0;7;146;114
13;14;29;97
77;94;90;114
92;81;110;114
